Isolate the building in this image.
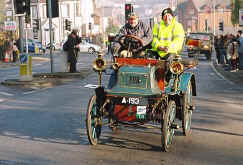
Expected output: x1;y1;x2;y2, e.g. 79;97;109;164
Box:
171;0;234;35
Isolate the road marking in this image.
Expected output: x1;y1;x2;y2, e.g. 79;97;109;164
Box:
0;92;14;96
84;84;99;89
0;99;4;102
23;90;36;95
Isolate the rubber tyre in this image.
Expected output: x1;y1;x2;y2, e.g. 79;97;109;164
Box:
182;81;193;136
161;100;176;152
86;95;102;145
88;47;95;54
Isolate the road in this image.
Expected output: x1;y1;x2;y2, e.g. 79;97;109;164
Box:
0;51;242;165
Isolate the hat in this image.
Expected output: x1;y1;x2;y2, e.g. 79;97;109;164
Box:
161;8;173;18
128;12;138;19
71;29;78;35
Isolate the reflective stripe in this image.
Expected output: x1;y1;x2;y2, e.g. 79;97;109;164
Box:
173;35;184;39
160;37;172;41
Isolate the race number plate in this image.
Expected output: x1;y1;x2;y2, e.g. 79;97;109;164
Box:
136;106;146;115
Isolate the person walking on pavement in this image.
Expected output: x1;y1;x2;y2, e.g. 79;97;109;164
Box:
64;29;82;73
12;42;18;62
237;30;243;70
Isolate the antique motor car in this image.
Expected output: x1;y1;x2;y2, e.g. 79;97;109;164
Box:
86;35;197;152
186;32;213;60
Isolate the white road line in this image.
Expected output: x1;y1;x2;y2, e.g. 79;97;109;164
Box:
0;92;14;96
0;99;4;102
23;90;36;95
84;84;99;89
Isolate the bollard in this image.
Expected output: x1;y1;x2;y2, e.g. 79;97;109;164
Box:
19;54;32;81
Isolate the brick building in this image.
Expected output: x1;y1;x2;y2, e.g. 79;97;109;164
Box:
175;0;234;35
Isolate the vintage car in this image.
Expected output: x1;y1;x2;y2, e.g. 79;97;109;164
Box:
86;35;197;152
186;32;214;60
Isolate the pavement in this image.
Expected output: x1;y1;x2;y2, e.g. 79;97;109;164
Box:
0;55;94;89
211;60;243;86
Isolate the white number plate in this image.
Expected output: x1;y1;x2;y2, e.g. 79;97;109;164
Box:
136;106;146;115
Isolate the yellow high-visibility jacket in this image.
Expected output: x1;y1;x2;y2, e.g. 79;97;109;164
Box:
151;18;185;58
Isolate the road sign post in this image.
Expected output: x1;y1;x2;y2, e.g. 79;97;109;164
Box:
19;53;32;81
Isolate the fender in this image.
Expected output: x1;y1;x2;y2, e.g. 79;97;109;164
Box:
178;72;196;96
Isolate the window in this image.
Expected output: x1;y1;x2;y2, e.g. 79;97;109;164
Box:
61;4;70;17
76;3;81;17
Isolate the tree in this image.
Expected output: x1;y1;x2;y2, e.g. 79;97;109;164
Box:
231;0;240;25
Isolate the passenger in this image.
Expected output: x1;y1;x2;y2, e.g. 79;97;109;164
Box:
112;12;152;57
151;7;185;82
151;7;185;61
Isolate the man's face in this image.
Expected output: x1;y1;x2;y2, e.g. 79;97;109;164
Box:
128;17;138;28
163;13;173;25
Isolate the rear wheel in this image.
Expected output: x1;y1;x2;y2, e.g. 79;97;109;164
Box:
88;47;95;54
86;95;102;145
182;81;193;136
161;100;176;152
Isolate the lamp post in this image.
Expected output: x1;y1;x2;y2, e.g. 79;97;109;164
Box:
213;0;216;35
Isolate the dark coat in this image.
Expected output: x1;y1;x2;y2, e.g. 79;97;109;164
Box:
65;34;82;62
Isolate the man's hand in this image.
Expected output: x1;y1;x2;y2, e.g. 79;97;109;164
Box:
158;46;168;52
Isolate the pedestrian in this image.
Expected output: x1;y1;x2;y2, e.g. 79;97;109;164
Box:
218;35;227;65
227;37;239;72
63;29;82;73
214;35;220;64
12;42;18;62
237;30;243;70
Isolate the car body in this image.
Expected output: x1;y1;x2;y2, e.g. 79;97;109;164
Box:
186;32;214;60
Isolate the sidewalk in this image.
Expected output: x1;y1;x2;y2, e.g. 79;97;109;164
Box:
1;69;93;89
212;61;243;86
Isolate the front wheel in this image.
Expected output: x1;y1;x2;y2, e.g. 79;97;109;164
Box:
161;100;176;152
86;95;102;145
182;81;193;136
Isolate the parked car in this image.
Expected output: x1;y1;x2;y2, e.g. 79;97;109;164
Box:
185;32;214;60
46;42;61;50
79;40;101;54
23;39;46;53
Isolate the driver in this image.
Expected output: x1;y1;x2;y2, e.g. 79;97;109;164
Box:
112;12;152;57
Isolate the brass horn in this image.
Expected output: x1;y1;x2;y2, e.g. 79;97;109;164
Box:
111;63;119;70
93;57;106;71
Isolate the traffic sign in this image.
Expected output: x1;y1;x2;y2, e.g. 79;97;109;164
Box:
20;54;27;63
239;9;243;26
4;21;16;31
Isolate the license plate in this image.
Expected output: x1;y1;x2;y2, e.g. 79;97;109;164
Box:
136;106;146;115
121;97;139;105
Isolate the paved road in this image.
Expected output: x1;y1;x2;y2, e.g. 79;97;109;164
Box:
0;52;242;165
